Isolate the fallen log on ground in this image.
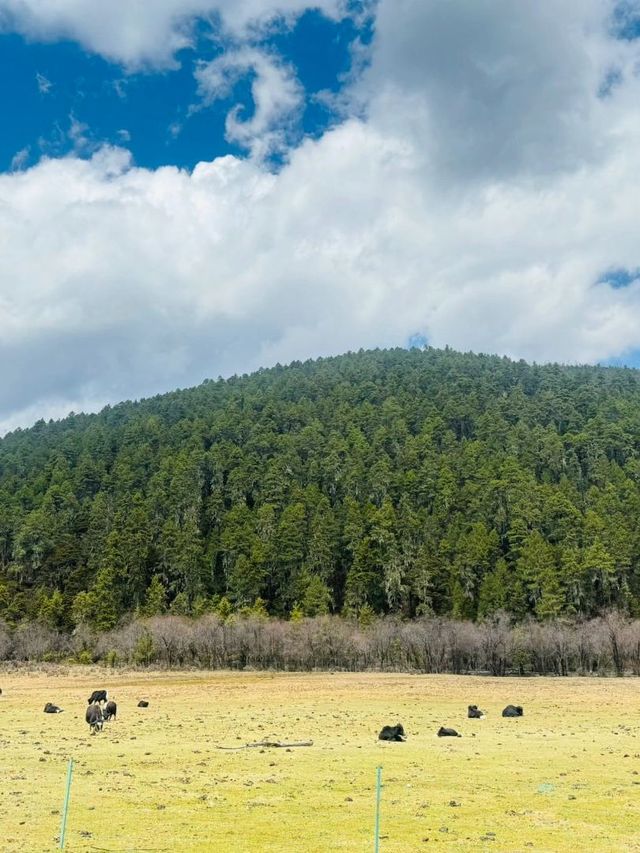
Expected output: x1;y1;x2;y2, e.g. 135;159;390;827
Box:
216;740;313;750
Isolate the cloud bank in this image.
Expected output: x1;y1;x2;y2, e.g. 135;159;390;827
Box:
2;0;640;432
0;0;347;66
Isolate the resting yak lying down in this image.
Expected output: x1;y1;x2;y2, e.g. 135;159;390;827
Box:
378;724;406;741
502;705;524;718
467;704;485;719
437;727;461;737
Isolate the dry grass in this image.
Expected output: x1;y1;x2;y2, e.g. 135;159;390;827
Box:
2;669;640;851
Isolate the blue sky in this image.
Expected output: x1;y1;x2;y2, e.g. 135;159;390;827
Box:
1;0;640;433
0;10;368;172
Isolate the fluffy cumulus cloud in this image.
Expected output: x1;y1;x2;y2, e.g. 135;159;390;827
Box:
2;0;640;431
195;47;303;156
365;0;615;182
0;0;347;67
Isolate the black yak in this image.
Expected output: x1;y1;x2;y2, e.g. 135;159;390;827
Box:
44;702;63;713
86;703;104;733
104;700;117;721
502;705;524;717
437;727;461;737
378;724;406;741
467;705;485;719
88;690;107;705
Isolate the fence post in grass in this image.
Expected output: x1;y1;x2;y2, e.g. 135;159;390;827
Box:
374;765;383;853
59;758;74;850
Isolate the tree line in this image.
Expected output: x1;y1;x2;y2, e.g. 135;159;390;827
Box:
1;611;640;677
2;346;640;630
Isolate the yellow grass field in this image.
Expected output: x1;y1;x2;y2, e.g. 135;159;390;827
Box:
2;669;640;852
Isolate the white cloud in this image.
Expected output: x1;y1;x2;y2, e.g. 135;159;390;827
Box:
3;1;640;431
35;71;52;93
195;47;302;156
0;0;347;67
68;114;91;150
362;0;623;183
10;146;29;171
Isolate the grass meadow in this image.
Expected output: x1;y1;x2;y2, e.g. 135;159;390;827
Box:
2;669;640;851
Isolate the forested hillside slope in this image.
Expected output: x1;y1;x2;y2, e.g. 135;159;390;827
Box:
2;347;640;630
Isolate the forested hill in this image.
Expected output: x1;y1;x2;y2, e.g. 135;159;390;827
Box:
3;346;640;630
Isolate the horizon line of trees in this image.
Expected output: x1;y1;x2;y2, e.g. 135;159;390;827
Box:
2;610;640;678
4;347;640;627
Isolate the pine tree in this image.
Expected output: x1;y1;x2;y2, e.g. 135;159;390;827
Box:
301;575;332;616
517;531;557;614
91;567;120;631
477;559;509;618
142;574;167;617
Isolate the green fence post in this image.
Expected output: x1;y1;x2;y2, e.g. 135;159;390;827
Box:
374;765;383;853
59;758;74;849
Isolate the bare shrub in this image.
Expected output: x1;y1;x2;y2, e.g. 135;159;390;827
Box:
450;620;482;673
407;618;446;672
147;616;193;667
13;622;65;661
602;611;628;676
0;619;12;660
70;624;97;661
8;610;640;677
192;614;225;668
548;619;577;676
479;612;512;676
523;620;558;675
369;618;403;671
623;620;640;675
574;619;599;675
96;620;148;663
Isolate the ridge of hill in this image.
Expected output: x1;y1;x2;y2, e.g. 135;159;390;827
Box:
2;346;640;628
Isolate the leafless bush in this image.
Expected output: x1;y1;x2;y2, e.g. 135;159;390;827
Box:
70;624;97;659
191;614;225;668
0;619;12;660
574;620;599;674
479;612;512;676
9;610;640;675
12;622;67;661
146;616;193;667
401;618;449;672
602;611;628;676
96;620;148;663
623;619;640;676
522;621;555;675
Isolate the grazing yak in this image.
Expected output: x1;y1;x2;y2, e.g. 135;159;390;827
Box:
378;724;406;742
467;705;485;719
88;689;108;705
438;726;461;737
502;705;524;718
137;700;149;708
86;703;104;733
44;702;63;713
104;700;117;721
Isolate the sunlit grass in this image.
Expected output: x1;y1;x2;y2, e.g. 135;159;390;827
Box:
2;669;640;851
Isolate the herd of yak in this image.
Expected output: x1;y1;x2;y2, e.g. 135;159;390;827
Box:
1;685;523;739
39;689;150;733
378;704;524;741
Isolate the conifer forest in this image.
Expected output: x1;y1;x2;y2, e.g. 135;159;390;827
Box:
2;346;640;663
